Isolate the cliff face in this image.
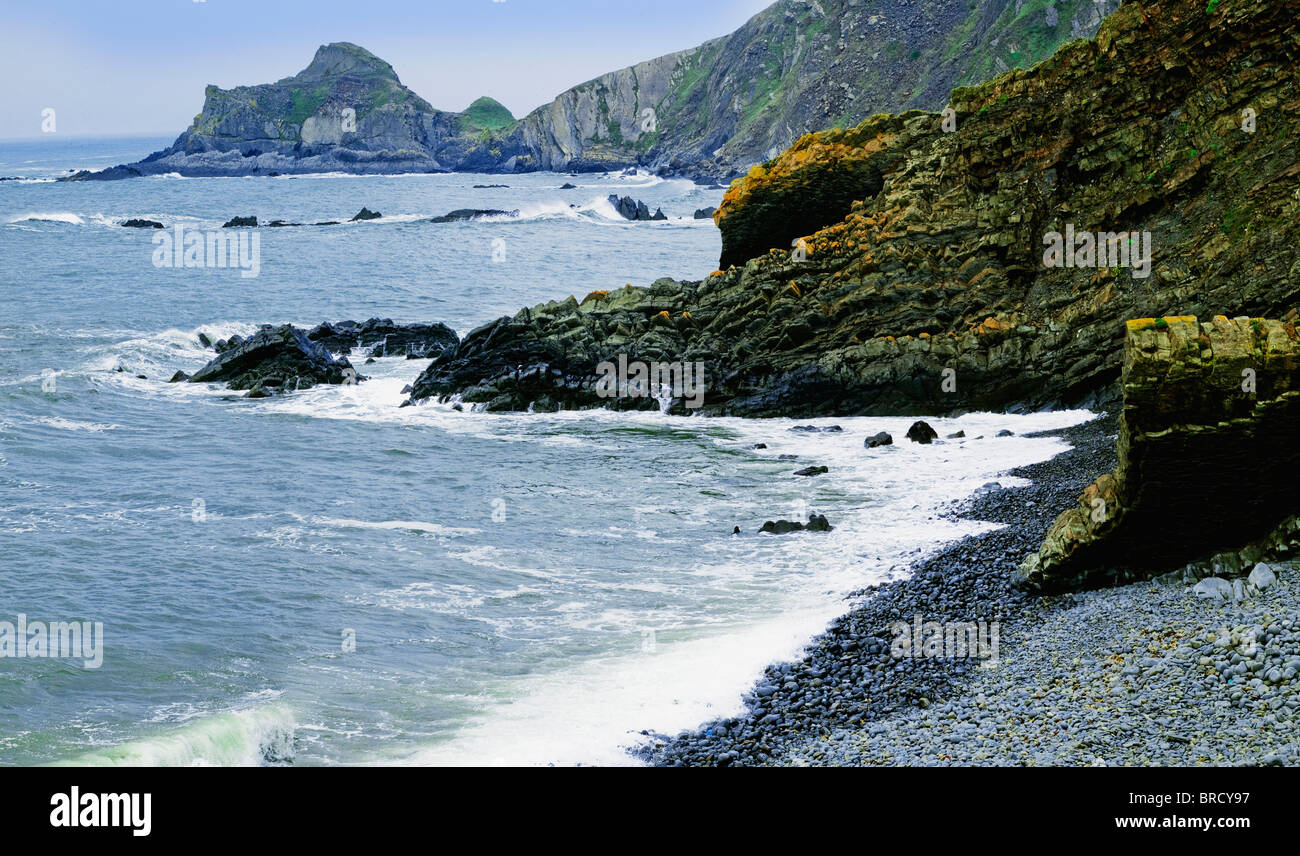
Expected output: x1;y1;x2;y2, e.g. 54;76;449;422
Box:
410;0;1300;417
1018;316;1300;591
504;0;1121;179
68;1;1119;180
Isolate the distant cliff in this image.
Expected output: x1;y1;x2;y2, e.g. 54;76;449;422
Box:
65;43;520;179
66;1;1120;181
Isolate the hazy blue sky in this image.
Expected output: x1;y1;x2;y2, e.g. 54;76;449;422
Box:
0;0;774;139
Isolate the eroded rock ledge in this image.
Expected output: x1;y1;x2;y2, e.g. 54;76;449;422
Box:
1018;316;1300;591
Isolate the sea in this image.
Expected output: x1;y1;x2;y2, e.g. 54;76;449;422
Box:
0;135;1095;765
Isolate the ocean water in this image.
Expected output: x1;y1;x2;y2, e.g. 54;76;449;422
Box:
0;136;1096;766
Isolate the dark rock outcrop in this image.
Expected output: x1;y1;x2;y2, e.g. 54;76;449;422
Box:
222;216;257;228
306;318;458;358
188;324;358;393
760;513;833;534
350;208;382;221
121;219;163;229
608;195;654;221
1018;316;1300;591
864;431;893;448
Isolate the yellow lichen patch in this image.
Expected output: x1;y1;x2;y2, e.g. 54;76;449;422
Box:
709;269;726;278
580;289;611;305
654;310;671;321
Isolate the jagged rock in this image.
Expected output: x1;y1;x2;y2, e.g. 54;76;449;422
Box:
947;430;966;439
121;219;163;228
559;183;578;190
222;216;257;228
188;324;358;392
906;421;938;444
168;371;190;383
608;195;655;221
197;332;213;348
350;208;381;221
1018;317;1300;591
693;207;717;220
865;431;893;448
650;208;668;221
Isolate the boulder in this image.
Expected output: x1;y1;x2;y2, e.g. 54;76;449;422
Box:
793;466;829;477
121;219;163;229
865;431;893;448
1193;578;1233;601
222;216;258;228
906;421;938;444
1248;562;1277;591
693;207;717;220
350;207;382;221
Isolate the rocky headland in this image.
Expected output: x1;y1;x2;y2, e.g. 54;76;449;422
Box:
62;2;1120;182
408;0;1300;421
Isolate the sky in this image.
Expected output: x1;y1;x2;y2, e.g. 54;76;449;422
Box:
0;0;776;139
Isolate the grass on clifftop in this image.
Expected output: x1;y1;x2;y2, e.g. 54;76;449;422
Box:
462;97;515;131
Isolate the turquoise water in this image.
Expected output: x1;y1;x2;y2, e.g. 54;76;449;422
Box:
0;136;1094;765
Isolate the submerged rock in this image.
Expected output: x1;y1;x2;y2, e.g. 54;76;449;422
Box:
865;431;893;448
793;466;829;477
121;219;163;229
222;216;258;228
429;208;517;223
759;513;833;534
350;207;382;221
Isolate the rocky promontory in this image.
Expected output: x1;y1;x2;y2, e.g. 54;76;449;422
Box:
409;0;1300;418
